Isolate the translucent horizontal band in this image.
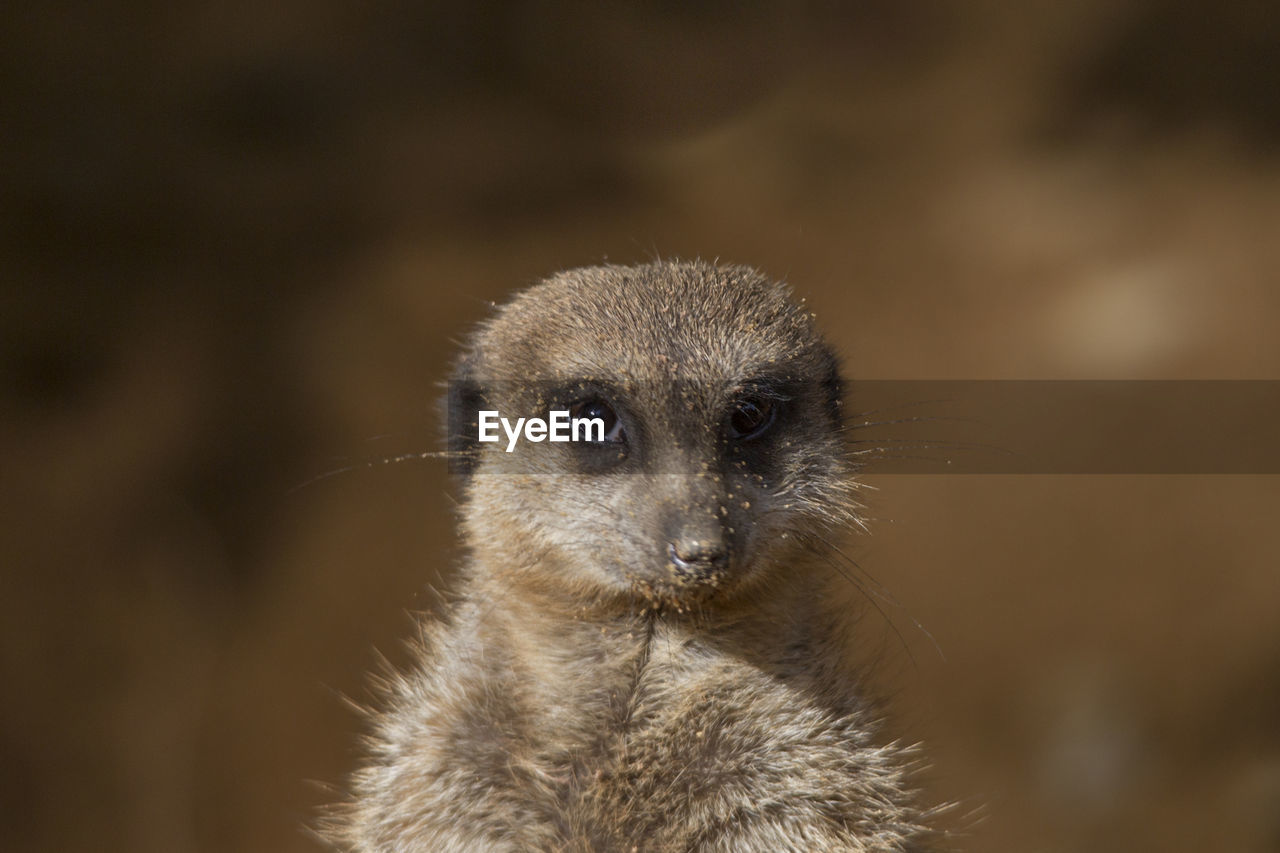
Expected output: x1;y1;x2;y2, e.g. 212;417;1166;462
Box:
445;380;1280;474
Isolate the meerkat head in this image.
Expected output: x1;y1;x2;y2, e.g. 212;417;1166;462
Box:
446;260;858;611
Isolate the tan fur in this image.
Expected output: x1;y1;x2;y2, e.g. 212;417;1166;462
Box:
326;261;939;851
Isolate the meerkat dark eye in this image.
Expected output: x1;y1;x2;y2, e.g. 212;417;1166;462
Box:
569;397;625;443
727;397;776;440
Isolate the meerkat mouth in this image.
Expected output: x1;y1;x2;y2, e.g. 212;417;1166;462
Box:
615;544;740;610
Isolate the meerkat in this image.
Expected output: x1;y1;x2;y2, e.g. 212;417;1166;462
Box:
327;260;940;852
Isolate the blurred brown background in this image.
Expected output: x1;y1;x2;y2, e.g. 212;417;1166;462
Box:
3;2;1279;851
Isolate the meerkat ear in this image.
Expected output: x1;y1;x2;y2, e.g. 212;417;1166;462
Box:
444;354;486;477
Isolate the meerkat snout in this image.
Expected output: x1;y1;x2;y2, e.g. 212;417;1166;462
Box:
668;535;728;572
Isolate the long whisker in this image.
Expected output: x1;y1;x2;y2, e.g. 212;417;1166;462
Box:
290;450;458;493
801;535;919;668
843;397;956;421
794;529;946;664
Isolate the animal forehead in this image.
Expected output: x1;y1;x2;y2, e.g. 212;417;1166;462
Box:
479;262;821;378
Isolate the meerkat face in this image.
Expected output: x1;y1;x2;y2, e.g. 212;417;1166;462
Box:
448;261;858;609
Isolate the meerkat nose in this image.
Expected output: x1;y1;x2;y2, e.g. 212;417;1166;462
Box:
668;539;728;574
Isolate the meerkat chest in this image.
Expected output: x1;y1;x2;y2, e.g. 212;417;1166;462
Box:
409;614;894;848
520;640;867;845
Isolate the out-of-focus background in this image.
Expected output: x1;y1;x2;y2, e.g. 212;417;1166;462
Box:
3;2;1279;851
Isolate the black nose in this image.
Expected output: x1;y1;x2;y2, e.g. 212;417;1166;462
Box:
668;539;728;577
